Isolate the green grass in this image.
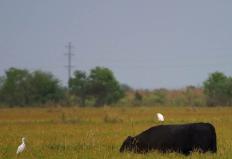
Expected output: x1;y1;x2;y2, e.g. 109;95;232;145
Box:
0;106;232;159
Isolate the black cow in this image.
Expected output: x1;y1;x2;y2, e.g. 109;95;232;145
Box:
120;122;217;155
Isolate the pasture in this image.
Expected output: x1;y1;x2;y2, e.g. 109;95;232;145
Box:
0;106;231;159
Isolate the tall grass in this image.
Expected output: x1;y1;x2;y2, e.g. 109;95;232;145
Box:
0;106;231;158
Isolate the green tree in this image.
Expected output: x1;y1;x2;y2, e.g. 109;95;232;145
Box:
69;70;89;106
0;68;31;106
29;70;64;104
89;67;124;106
203;72;232;106
0;68;64;106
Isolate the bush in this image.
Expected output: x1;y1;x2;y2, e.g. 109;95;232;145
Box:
203;72;232;106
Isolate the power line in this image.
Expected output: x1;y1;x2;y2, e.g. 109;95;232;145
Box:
65;42;74;86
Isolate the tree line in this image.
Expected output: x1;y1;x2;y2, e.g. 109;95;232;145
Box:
0;67;232;107
0;67;123;107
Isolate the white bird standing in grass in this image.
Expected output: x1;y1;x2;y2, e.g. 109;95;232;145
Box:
16;137;26;155
156;113;164;122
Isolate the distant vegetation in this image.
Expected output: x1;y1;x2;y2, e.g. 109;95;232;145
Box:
0;67;124;107
203;72;232;106
0;67;232;107
69;67;124;107
0;68;64;106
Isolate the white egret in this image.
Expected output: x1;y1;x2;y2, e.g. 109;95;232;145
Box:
16;137;26;155
156;113;164;122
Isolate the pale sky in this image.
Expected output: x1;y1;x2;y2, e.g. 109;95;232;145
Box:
0;1;232;89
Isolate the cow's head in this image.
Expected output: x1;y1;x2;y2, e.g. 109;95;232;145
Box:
120;136;138;152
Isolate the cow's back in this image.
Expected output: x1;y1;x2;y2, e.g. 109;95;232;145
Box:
135;124;190;152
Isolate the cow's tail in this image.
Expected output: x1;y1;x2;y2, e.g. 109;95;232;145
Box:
210;124;217;153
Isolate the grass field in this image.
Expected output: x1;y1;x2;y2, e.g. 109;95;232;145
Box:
0;106;232;159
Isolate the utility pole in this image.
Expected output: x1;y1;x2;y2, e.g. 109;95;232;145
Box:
65;42;74;87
